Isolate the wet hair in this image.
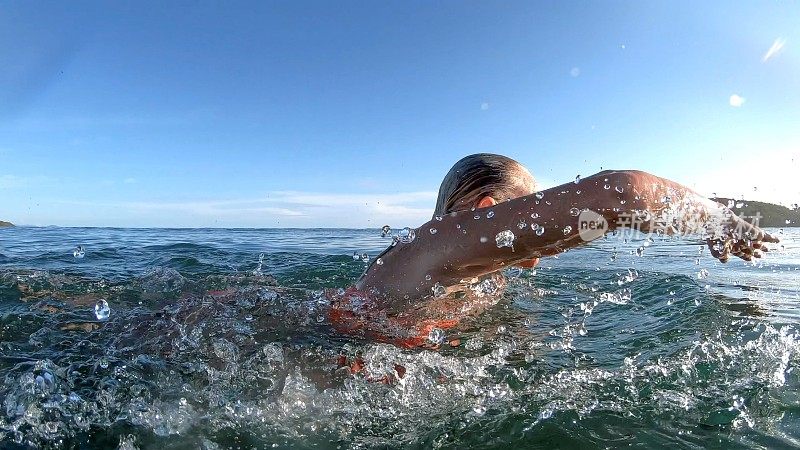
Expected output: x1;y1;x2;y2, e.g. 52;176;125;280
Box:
433;153;536;218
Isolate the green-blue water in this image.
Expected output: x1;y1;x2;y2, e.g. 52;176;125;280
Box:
1;227;799;449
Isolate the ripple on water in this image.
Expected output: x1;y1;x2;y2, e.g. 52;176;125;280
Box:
0;228;798;448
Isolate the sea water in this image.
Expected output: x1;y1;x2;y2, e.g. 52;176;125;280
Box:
0;227;798;449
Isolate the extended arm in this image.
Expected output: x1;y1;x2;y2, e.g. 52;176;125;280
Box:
357;170;778;300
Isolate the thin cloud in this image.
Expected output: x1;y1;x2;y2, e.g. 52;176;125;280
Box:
729;94;745;107
52;190;438;227
762;38;786;62
0;174;52;189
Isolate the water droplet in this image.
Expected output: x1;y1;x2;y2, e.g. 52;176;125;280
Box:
535;226;545;236
98;357;109;369
375;258;383;265
535;191;544;199
635;246;645;257
361;253;369;263
474;214;480;220
603;184;611;190
563;225;573;235
427;328;445;345
486;211;495;219
694;298;702;306
398;227;416;243
662;196;672;204
432;282;446;297
576;190;581;194
697;268;709;279
479;236;488;243
73;246;85;258
353;252;360;260
254;252;265;275
435;215;443;221
615;186;624;193
495;230;515;248
574;174;581;184
569;207;580;216
425;274;432;281
517;220;527;229
530;212;540;219
429;227;437;235
736;202;744;208
94;299;110;321
381;225;391;237
727;200;735;208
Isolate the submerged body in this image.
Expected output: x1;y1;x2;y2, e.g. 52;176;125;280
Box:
333;162;777;345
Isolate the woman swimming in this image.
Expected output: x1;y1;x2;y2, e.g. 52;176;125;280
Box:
330;154;779;347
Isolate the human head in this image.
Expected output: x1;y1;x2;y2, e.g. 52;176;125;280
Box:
433;153;536;217
433;153;539;268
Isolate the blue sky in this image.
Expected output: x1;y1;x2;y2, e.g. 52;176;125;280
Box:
1;1;798;227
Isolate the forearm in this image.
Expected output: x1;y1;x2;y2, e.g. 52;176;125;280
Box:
358;170;771;300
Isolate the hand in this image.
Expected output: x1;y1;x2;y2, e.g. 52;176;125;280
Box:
706;215;779;263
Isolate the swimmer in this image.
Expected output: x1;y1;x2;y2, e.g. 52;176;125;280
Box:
330;154;779;347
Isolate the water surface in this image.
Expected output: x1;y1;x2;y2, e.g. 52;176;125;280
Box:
1;227;799;449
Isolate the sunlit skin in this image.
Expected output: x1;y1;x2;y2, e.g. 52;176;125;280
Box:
357;170;778;304
330;169;778;347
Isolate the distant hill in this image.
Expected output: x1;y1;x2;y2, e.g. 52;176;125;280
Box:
711;198;800;228
0;220;14;228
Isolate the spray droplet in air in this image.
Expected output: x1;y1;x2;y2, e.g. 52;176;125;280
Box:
574;175;581;184
73;246;85;258
381;225;391;237
427;328;445;345
635;246;645;257
353;252;360;260
697;268;709;279
94;299;110;321
398;227;416;244
361;253;369;263
495;230;515;248
432;282;446;297
253;252;265;275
